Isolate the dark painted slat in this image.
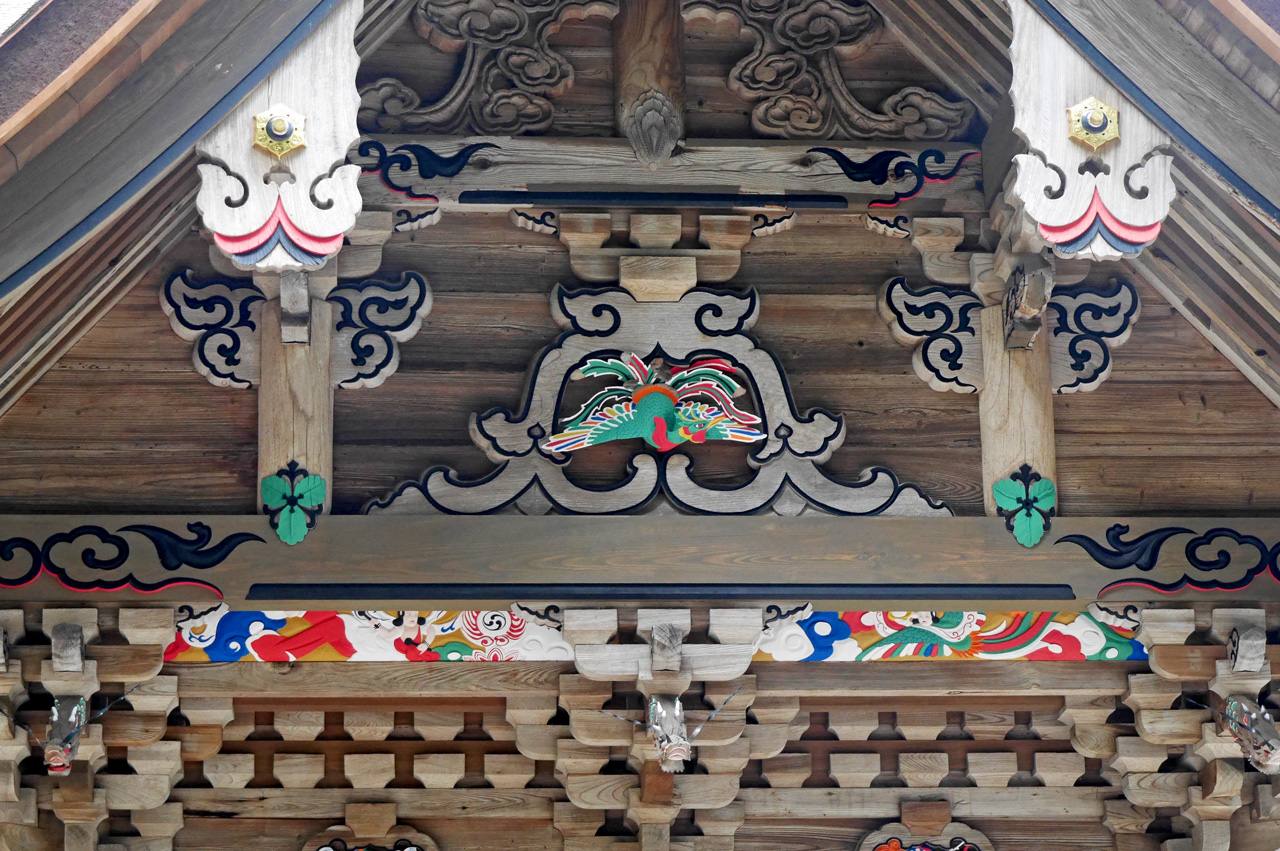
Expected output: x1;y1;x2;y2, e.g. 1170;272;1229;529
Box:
246;582;1076;601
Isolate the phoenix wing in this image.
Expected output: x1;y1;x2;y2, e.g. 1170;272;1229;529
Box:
543;403;643;453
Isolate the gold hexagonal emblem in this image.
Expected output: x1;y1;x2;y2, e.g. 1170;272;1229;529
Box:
1067;96;1119;151
253;104;306;158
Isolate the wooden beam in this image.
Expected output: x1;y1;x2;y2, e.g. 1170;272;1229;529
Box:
168;788;563;818
739;786;1112;819
354;137;982;213
2;514;1280;607
258;297;334;513
613;0;683;168
169;660;570;698
978;306;1056;515
752;661;1136;698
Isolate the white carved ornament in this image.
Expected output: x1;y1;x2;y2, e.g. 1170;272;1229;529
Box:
195;0;364;271
1006;0;1175;262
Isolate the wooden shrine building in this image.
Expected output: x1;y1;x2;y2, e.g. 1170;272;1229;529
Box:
5;0;1280;847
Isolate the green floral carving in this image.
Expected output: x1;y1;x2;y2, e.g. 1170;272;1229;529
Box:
261;461;326;546
993;463;1056;548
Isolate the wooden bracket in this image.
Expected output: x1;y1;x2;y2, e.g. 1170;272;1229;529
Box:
556;213;756;295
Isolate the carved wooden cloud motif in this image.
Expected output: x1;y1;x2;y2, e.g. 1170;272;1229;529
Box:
880;276;1140;395
161;269;433;390
358;0;973;142
369;285;949;516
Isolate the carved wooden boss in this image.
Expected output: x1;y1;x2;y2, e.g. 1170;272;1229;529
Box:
879;0;1175;545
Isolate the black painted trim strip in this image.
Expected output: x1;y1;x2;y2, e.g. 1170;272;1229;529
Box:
457;190;849;209
247;582;1076;601
1033;0;1280;225
0;0;345;300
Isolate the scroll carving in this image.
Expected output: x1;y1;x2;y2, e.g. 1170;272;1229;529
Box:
879;277;984;394
682;0;973;140
1047;278;1139;394
1005;0;1174;261
880;276;1139;395
358;0;618;135
369;285;949;517
162;270;433;392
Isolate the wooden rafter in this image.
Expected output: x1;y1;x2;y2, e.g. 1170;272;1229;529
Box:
1131;160;1280;408
0;160;198;419
867;0;1010;121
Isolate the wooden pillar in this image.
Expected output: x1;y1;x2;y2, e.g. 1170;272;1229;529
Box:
614;0;685;168
258;295;333;512
978;305;1055;515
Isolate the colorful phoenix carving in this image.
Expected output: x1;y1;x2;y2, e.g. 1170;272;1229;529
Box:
542;354;766;453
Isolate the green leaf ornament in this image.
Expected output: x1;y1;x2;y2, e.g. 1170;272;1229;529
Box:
994;464;1056;549
260;461;326;546
260;475;290;510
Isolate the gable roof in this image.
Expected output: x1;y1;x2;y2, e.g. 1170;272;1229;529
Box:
2;0;1280;415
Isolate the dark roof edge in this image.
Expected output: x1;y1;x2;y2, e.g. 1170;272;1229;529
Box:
0;0;345;301
1034;0;1280;229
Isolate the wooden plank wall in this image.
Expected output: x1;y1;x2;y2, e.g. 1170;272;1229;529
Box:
0;208;1278;517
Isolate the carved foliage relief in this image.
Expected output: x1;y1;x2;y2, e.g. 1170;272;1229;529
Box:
368;285;949;517
358;0;973;141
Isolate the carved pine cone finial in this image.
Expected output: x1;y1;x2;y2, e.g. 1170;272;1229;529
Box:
623;88;683;169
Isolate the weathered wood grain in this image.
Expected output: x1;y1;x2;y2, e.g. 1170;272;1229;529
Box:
5;513;1280;607
753;662;1136;697
168;788;563;818
169;661;571;698
739;786;1113;819
613;0;683;167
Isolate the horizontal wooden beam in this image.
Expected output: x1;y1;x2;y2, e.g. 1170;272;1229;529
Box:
1;514;1277;608
169;661;571;698
355;136;983;213
1145;644;1280;681
168;788;562;818
752;661;1138;698
739;786;1114;819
